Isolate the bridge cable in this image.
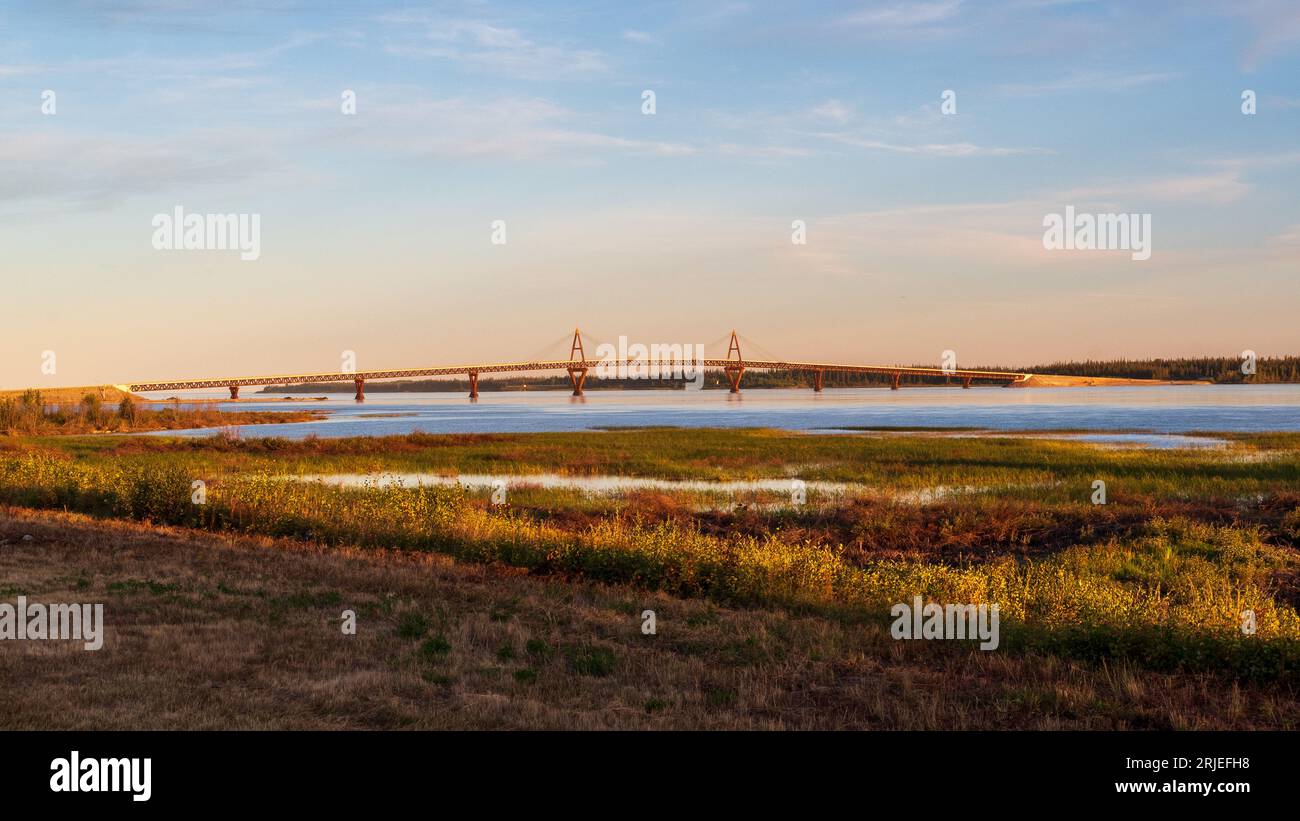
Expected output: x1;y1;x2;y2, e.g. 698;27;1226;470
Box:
523;332;581;364
735;333;783;363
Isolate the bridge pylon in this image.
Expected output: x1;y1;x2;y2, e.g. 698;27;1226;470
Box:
724;329;745;393
567;327;588;396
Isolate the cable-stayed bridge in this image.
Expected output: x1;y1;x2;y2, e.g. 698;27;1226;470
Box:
119;330;1030;400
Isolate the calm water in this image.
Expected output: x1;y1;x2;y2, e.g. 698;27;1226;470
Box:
136;384;1300;438
296;473;858;494
289;472;981;504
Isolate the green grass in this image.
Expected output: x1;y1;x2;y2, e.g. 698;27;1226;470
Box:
105;579;179;595
28;427;1300;494
419;636;452;659
512;668;538;684
396;612;429;639
525;639;553;661
569;645;617;677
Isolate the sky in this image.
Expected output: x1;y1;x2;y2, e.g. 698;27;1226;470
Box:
1;0;1298;389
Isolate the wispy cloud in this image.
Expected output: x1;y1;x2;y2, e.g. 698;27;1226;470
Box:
1202;151;1300;172
1204;0;1300;69
0;129;289;213
0;63;43;77
1062;173;1251;205
842;1;963;27
839;1;964;34
380;15;606;78
338;95;693;160
715;142;815;159
1006;0;1099;8
996;69;1179;96
1270;223;1300;244
809;99;853;124
622;30;659;45
12;31;331;83
810;132;1045;157
692;3;752;25
703;96;1043;159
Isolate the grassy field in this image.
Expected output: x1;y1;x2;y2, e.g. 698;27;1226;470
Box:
1;427;1298;728
2;506;1294;729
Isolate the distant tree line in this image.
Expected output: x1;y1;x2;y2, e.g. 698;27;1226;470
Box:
1024;356;1300;383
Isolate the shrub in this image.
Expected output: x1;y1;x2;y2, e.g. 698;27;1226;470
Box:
396;611;429;639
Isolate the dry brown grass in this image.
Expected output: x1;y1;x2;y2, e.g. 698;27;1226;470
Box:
1;505;1297;730
0;386;142;404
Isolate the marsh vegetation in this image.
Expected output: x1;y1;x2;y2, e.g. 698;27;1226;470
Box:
2;429;1298;690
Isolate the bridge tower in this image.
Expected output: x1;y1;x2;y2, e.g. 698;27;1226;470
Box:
567;328;588;396
724;330;745;393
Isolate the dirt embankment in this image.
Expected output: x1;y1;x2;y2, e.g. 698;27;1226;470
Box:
1012;374;1212;388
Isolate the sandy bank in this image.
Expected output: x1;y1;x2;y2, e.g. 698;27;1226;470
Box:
1012;374;1212;388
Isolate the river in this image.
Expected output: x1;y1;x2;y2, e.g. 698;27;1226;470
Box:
134;384;1300;438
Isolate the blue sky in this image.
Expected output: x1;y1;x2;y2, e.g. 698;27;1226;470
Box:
1;1;1298;388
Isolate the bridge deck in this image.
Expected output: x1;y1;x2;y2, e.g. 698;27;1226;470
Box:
124;359;1027;392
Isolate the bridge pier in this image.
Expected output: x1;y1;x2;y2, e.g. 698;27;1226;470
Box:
567;367;588;397
228;385;240;400
890;372;901;390
962;376;972;389
724;365;745;393
813;369;824;392
354;378;365;402
468;371;479;399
